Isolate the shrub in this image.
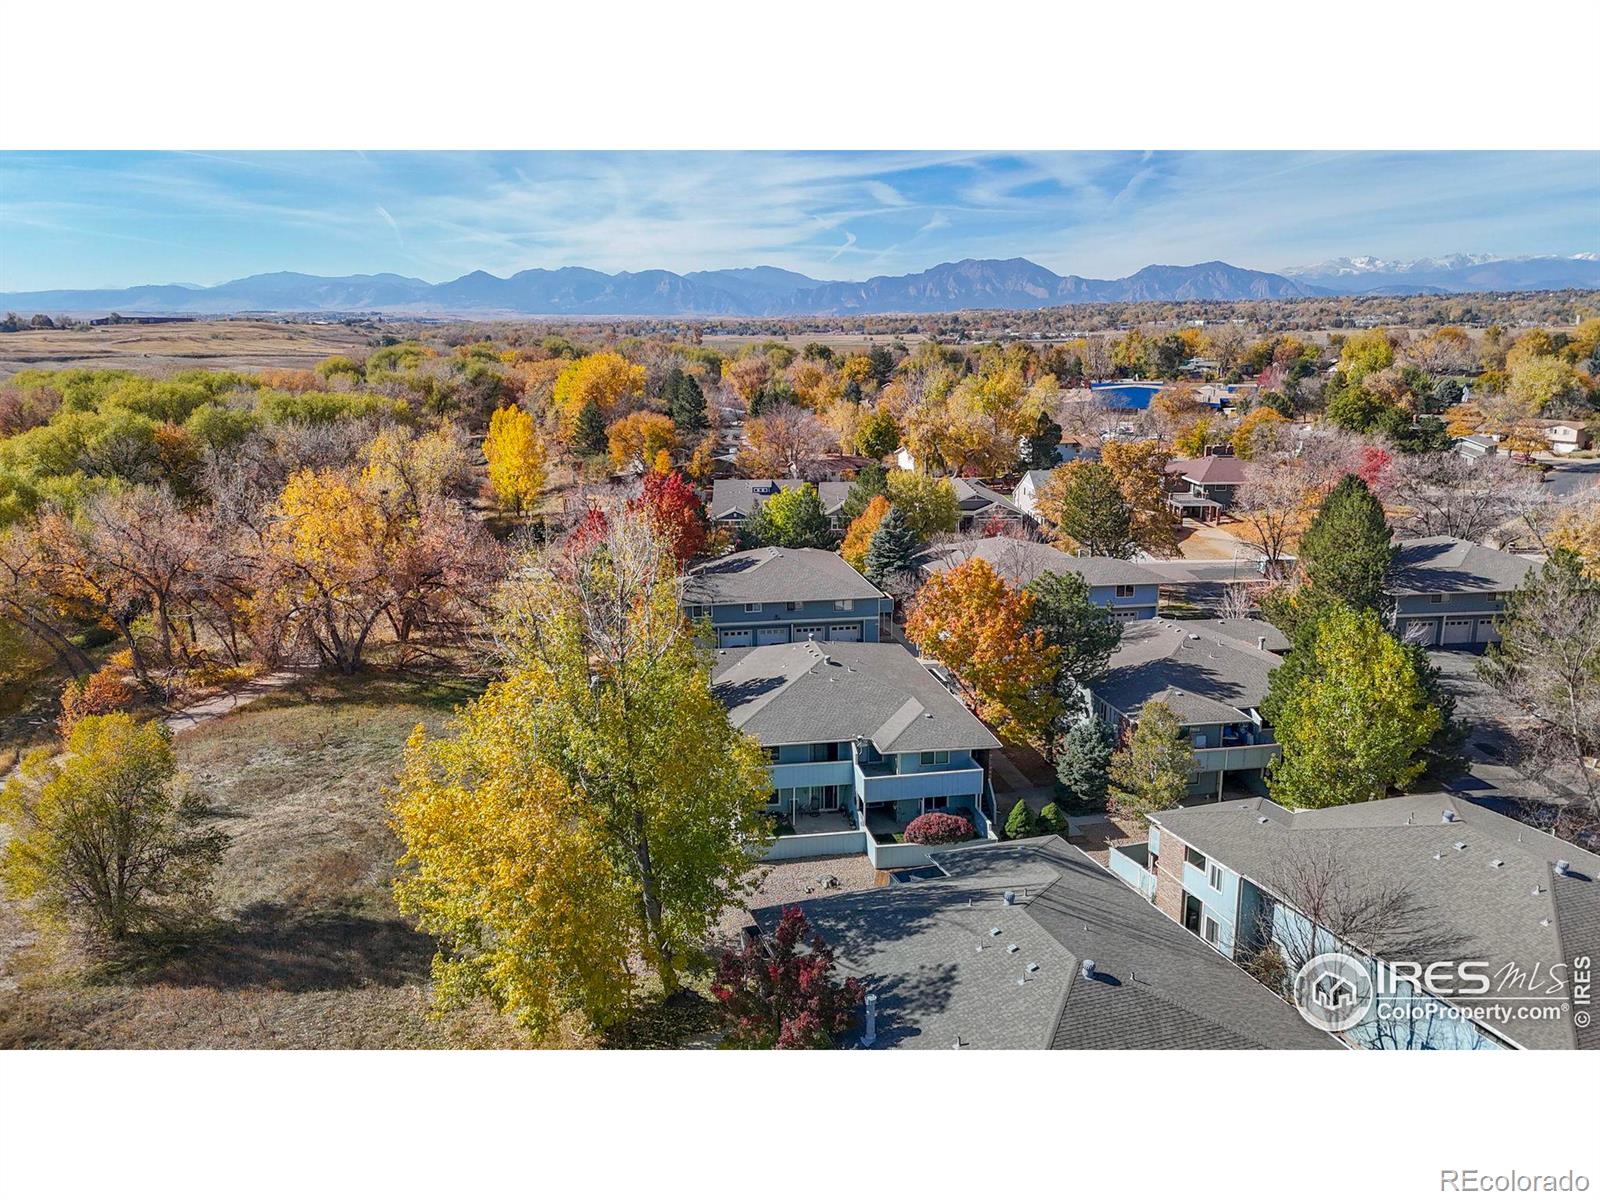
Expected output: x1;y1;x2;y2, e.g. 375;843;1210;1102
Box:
1004;799;1040;840
1037;802;1068;834
58;666;134;738
711;907;865;1049
903;811;976;846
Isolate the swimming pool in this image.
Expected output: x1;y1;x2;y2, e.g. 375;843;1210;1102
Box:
1090;382;1236;410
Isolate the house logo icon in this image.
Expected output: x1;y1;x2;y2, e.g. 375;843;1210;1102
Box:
1292;952;1374;1034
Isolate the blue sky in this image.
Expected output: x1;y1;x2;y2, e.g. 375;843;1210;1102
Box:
1;150;1596;291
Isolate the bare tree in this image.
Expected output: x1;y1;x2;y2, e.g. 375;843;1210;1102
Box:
1385;451;1547;544
1234;456;1308;576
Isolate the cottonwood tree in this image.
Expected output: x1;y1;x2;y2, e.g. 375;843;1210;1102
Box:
1480;551;1600;812
738;404;834;479
883;470;958;540
392;510;770;1036
1234;456;1310;578
743;483;832;549
1384;451;1544;543
0;714;225;944
482;405;548;513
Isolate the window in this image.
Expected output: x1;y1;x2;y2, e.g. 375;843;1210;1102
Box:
1203;916;1220;945
765;747;780;763
834;599;853;611
919;750;950;766
1114;584;1136;599
1208;862;1224;891
1429;593;1445;604
744;602;762;613
685;604;703;619
786;601;799;611
1185;846;1207;871
925;796;949;810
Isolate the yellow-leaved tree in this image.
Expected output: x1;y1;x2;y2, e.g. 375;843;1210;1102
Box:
839;494;891;571
391;509;771;1040
483;405;547;513
551;352;645;440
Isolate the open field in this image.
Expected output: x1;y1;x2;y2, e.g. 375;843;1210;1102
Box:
0;669;549;1049
0;320;375;379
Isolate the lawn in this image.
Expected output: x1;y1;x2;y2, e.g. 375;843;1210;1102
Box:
0;668;548;1049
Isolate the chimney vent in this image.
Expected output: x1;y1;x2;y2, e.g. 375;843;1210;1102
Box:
1257;636;1267;650
1442;809;1458;823
1081;959;1097;981
1555;860;1571;877
1002;890;1015;906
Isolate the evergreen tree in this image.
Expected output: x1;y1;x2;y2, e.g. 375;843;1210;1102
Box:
1021;409;1063;471
863;503;919;585
1004;799;1040;840
1037;802;1068;834
1055;718;1115;811
1024;570;1121;721
1040;463;1135;558
841;378;863;405
659;365;686;407
1297;474;1392;611
670;373;707;432
867;345;896;385
574;397;608;456
841;461;888;523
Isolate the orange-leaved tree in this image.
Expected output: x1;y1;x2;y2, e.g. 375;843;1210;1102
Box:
905;558;1060;745
839;495;890;571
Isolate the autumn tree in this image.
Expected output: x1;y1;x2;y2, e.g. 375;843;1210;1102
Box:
1036;463;1134;558
1549;494;1600;580
552;352;646;440
606;410;678;473
853;407;900;460
906;558;1060;745
628;470;707;567
392;511;770;1037
711;906;865;1049
483;404;547;513
839;494;890;572
883;469;958;540
1232;407;1289;460
743;483;831;549
1267;606;1441;810
738;404;833;479
0;714;224;944
1234;456;1311;577
1480;551;1600;812
1108;701;1194;817
57;665;134;738
1099;439;1179;557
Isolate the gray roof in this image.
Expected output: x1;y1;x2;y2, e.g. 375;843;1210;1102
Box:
1152;793;1600;1050
684;547;885;607
754;838;1336;1050
914;536;1168;590
949;478;1023;516
1173;616;1291;654
712;639;1000;753
1387;537;1537;597
1093;617;1281;725
708;478;851;521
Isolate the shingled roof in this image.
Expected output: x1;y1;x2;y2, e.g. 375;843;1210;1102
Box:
1093;618;1281;725
1153;793;1600;1050
684;547;886;607
708;478;852;521
913;536;1168;589
754;838;1336;1050
712;640;1000;754
1387;536;1537;596
1168;455;1248;486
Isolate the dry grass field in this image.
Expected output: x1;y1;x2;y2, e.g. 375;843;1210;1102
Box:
0;320;375;379
0;670;544;1049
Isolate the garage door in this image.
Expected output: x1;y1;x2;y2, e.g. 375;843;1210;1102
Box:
827;623;862;641
794;624;825;641
717;629;752;648
1442;618;1475;646
1403;619;1439;647
754;626;789;645
1476;618;1501;644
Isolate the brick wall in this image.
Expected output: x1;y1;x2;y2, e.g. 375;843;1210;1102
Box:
1150;825;1189;926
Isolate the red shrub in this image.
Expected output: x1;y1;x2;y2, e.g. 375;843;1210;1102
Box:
711;907;865;1049
903;811;976;846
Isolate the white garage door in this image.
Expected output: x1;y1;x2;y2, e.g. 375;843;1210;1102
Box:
718;629;752;648
827;623;862;641
1442;618;1475;646
1403;619;1439;647
794;624;825;641
1475;619;1501;644
754;626;789;645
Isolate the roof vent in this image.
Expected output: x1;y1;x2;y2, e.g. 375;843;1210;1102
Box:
1454;841;1468;851
1490;859;1505;869
1531;886;1544;896
1555;860;1571;877
1081;959;1097;981
1433;852;1443;861
1002;890;1015;906
1442;809;1458;823
989;927;1001;937
1026;962;1040;974
1006;943;1019;954
1256;815;1269;825
1540;918;1551;927
1257;636;1267;650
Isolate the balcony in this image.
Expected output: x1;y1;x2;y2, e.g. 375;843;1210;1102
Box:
767;760;854;790
1191;742;1280;773
853;762;986;804
1108;842;1158;902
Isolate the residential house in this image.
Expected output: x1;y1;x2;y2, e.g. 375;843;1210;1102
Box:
1452;434;1501;461
1165;452;1247;522
1110;793;1600;1050
708;478;852;528
1537;420;1592;455
756;837;1337;1049
684;547;891;648
950;478;1028;532
1088;618;1283;798
913;536;1164;621
1386;536;1536;648
1011;470;1051;519
713;640;1002;869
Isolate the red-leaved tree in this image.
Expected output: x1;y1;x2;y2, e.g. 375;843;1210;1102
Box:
712;906;865;1049
629;471;707;566
903;811;976;846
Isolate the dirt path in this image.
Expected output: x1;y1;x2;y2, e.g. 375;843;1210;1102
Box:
162;670;303;736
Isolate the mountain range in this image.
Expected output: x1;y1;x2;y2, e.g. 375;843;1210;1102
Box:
4;254;1597;318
